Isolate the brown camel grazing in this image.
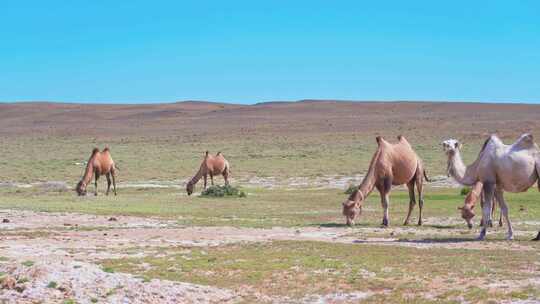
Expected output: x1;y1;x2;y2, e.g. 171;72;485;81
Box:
342;135;429;227
186;151;230;195
76;147;118;196
459;181;502;229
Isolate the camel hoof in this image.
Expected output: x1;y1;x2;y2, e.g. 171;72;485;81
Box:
403;221;409;226
506;235;514;241
417;222;422;226
476;229;487;241
532;232;540;241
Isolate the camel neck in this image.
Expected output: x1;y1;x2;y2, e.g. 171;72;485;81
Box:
81;158;95;185
356;148;381;200
448;150;477;186
189;166;205;185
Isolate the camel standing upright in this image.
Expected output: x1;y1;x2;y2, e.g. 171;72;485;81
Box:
342;136;429;227
443;134;540;240
186;151;231;195
76;147;118;196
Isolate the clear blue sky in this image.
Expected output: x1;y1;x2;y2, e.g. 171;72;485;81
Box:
1;1;539;104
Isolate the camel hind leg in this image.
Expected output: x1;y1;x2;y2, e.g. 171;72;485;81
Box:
403;180;416;226
416;170;425;226
106;173;112;196
494;189;513;240
111;168;117;196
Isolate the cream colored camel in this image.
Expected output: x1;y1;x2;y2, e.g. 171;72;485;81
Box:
342;136;429;226
443;134;540;240
76;147;118;196
186;151;231;195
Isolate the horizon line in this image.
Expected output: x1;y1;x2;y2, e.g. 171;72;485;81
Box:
1;98;540;106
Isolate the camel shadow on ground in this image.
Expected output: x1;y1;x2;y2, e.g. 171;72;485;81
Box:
351;237;475;244
317;222;372;228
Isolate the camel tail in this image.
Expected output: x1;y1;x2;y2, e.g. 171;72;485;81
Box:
423;170;431;182
536;161;540;191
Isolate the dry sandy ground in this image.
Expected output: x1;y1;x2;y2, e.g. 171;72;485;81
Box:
1;210;539;303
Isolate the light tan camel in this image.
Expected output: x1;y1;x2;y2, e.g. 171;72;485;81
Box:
76;147;118;196
186;151;230;195
460;181;502;229
443;134;540;240
342;136;429;227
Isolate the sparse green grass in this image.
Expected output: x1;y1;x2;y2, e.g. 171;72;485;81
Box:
21;260;34;267
47;281;58;288
100;240;540;302
0;134;484;183
1;187;539;230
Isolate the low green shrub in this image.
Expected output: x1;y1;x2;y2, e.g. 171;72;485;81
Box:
460;187;471;196
201;185;246;198
344;184;357;195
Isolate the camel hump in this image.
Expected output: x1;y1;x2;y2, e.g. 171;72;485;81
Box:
513;133;535;150
397;135;410;144
91;148;100;155
205;151;209;156
376;136;384;145
216;151;222;156
102;147;110;152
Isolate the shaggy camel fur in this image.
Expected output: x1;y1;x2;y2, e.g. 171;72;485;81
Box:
443;134;540;240
342;136;429;227
460;181;502;229
76;147;118;196
186;151;231;195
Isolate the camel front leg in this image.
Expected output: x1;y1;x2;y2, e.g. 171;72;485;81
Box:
478;182;495;240
494;189;513;240
403;181;416;226
223;169;230;186
203;174;208;190
94;174;100;196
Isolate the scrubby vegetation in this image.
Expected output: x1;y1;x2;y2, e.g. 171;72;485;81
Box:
344;184;357;194
460;187;471;196
200;185;246;198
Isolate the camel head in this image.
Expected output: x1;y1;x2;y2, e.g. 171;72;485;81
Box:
442;139;462;157
186;181;194;196
342;189;363;226
458;205;475;229
75;181;87;196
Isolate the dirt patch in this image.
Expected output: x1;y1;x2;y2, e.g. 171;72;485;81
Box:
0;260;238;304
0;209;179;231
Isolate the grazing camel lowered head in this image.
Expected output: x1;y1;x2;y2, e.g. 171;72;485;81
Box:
443;134;540;240
76;147;118;196
458;181;502;229
186;151;231;196
342;135;429;227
